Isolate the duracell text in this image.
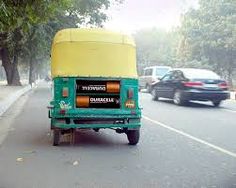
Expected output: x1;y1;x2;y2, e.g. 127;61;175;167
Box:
76;80;120;93
76;96;120;108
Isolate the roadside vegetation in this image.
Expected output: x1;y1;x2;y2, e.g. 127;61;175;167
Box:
0;0;235;88
135;0;236;88
0;0;122;85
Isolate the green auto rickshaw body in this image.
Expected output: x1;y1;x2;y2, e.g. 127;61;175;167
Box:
49;77;141;129
49;28;141;145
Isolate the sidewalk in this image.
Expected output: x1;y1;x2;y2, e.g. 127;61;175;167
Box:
0;80;31;116
230;91;236;100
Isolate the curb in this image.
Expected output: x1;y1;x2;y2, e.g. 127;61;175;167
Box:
0;85;32;116
230;91;236;100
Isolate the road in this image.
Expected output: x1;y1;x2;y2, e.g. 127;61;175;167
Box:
0;83;236;188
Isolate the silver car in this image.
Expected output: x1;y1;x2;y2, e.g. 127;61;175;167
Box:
139;66;172;92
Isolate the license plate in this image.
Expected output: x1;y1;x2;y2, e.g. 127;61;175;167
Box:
204;84;218;88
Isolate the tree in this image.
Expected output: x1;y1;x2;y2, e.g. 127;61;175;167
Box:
0;0;122;85
24;0;122;84
134;28;180;75
0;0;68;85
180;0;236;86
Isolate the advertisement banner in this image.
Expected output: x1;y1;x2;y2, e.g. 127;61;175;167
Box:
76;80;120;93
76;95;120;108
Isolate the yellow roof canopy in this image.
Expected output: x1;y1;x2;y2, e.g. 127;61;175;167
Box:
51;28;137;78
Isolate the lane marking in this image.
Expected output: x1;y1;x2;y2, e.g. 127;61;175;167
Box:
221;109;236;113
143;115;236;158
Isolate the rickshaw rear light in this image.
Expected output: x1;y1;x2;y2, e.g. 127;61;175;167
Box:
62;87;69;97
59;109;66;115
125;100;135;108
127;88;134;99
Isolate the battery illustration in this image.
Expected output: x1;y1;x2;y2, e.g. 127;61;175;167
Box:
76;81;120;93
76;95;120;108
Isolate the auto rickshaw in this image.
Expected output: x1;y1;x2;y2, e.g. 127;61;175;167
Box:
48;28;141;146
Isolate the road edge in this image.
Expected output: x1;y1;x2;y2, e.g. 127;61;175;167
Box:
0;85;32;116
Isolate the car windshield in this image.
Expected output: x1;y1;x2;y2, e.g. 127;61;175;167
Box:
183;69;220;79
156;68;170;77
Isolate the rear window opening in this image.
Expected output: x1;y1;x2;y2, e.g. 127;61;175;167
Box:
76;80;120;109
156;68;171;77
183;69;220;80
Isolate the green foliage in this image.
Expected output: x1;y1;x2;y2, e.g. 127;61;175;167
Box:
0;0;68;33
180;0;236;83
134;0;235;86
0;0;122;83
134;28;180;74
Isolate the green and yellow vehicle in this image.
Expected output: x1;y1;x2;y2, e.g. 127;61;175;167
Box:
48;28;141;146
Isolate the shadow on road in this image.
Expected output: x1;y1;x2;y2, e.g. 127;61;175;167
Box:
140;91;218;109
156;99;219;109
59;129;129;147
183;101;217;108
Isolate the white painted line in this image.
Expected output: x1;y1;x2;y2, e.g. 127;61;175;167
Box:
143;115;236;158
222;109;236;113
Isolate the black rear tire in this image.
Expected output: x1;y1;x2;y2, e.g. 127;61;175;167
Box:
212;101;221;107
173;90;187;106
151;88;159;101
53;129;61;146
146;84;152;93
127;129;140;145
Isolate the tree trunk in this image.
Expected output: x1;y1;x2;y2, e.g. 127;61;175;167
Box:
29;55;34;85
11;52;21;86
0;47;13;85
0;47;21;86
227;69;233;90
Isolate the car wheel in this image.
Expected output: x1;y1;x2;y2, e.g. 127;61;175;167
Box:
151;88;159;101
146;84;152;93
173;90;186;106
127;129;140;145
212;100;221;107
53;129;61;146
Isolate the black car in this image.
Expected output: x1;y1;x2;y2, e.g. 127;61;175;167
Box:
151;68;230;107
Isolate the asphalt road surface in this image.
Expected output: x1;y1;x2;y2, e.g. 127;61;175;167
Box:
0;83;236;188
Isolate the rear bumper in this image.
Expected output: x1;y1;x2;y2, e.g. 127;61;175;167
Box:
49;109;141;129
51;117;141;130
182;90;230;101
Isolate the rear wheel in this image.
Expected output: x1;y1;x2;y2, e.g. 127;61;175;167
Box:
212;100;221;107
146;84;152;93
127;129;140;145
173;90;187;106
53;129;61;146
151;88;159;101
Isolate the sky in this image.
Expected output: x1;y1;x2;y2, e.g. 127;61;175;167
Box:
104;0;199;34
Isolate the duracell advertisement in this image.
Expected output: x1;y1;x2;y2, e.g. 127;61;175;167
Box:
76;80;120;108
76;95;120;108
76;80;120;93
